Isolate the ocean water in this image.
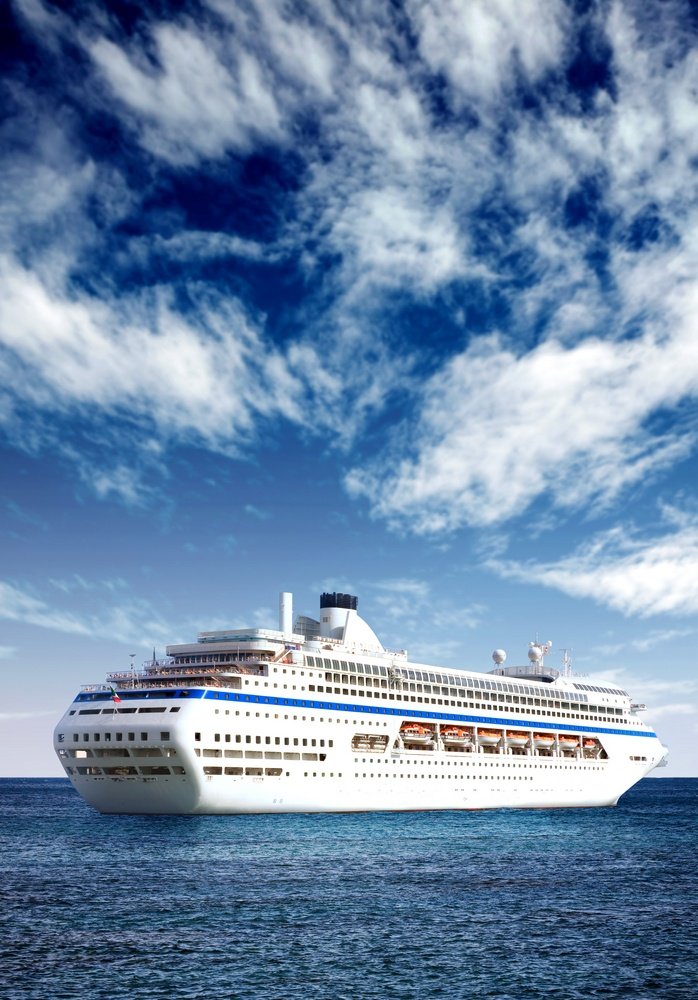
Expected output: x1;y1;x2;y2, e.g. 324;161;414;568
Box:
0;778;695;1000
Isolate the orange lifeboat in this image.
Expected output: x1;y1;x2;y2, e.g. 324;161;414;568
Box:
477;728;502;746
441;726;471;746
533;732;554;749
400;722;434;745
505;730;528;747
558;735;580;750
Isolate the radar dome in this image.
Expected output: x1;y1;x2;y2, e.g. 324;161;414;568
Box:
492;649;507;665
528;644;543;662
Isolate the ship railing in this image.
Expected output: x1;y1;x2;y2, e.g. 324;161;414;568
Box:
98;678;232;691
106;663;263;683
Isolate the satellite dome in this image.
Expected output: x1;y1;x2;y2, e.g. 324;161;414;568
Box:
492;649;507;665
528;644;543;662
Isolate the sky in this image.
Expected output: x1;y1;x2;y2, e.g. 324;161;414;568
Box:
1;0;697;778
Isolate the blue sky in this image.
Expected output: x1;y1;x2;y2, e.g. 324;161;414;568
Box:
1;0;697;777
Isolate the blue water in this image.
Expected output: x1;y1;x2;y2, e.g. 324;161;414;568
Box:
0;779;695;1000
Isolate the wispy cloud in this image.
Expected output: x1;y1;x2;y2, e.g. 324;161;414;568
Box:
3;501;48;531
89;24;284;166
0;578;174;647
0;710;56;721
371;578;431;600
592;627;694;657
642;702;696;720
244;504;271;521
2;0;697;543
489;507;698;617
346;325;698;532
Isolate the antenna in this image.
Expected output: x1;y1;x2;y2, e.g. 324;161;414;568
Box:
561;648;572;678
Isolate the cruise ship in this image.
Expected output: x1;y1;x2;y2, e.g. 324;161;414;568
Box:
53;591;668;814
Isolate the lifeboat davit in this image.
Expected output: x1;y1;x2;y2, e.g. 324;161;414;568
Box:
477;728;502;746
505;730;528;747
400;723;434;745
533;733;554;749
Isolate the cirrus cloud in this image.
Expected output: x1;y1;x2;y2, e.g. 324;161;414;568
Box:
487;507;698;617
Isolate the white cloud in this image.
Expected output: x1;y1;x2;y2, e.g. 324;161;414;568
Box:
89;25;283;165
407;0;569;110
244;504;271;521
0;581;92;636
4;0;698;535
129;231;278;267
0;253;313;463
346;324;698;532
642;702;696;719
0;710;56;721
371;578;431;600
329;186;467;294
0;579;175;646
489;510;698;617
592;627;694;656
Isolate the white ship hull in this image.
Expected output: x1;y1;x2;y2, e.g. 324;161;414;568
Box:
54;687;665;815
68;760;657;816
53;590;667;815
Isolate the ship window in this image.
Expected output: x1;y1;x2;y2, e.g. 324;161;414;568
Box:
72;734;79;742
160;731;170;740
195;732;201;741
141;732;148;741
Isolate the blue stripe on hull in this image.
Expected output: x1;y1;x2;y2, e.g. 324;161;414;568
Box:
74;687;657;739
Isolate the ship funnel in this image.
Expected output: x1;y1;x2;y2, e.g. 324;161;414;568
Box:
279;592;293;635
319;592;357;639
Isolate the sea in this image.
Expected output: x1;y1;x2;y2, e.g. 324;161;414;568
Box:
0;777;695;1000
